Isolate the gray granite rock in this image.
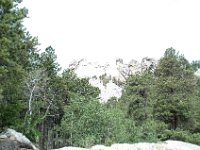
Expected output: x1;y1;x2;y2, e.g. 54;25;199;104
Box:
0;129;37;150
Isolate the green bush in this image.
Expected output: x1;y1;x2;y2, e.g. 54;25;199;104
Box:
165;129;200;145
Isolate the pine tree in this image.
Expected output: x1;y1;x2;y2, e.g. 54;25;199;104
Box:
0;0;38;130
120;71;154;124
153;48;195;129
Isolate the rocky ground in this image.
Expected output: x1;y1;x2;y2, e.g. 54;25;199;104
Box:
54;140;200;150
1;129;200;150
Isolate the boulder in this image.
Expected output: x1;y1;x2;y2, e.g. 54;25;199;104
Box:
0;129;37;150
0;139;20;150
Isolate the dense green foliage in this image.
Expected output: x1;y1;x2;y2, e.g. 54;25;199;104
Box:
0;0;38;130
60;99;131;147
153;48;195;130
120;71;154;124
1;1;200;149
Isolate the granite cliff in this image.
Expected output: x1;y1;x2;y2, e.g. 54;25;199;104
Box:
68;58;157;102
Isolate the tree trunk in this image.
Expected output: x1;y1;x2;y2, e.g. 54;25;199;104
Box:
39;122;45;150
173;113;178;130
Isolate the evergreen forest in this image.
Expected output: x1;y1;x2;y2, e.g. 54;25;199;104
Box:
0;1;200;150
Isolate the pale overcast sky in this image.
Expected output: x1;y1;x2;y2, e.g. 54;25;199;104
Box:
22;0;200;69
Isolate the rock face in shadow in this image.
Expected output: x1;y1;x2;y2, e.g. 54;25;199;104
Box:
0;129;37;150
53;140;200;150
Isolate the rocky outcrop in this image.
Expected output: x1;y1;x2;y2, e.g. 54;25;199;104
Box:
68;58;157;102
53;140;200;150
0;129;37;150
